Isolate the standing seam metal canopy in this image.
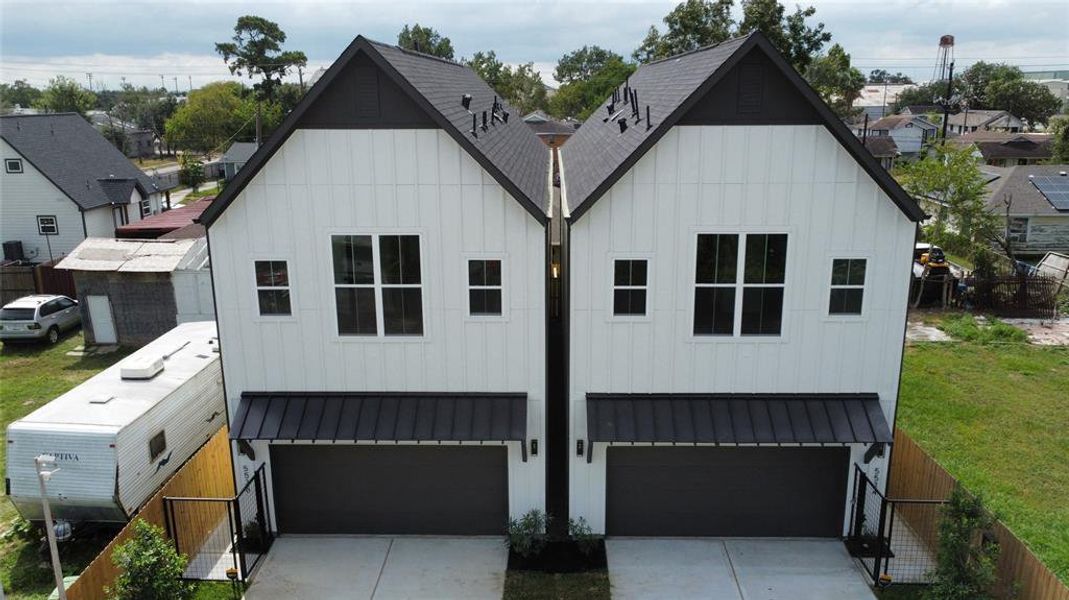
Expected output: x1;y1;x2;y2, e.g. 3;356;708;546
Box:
230;392;527;442
586;393;892;445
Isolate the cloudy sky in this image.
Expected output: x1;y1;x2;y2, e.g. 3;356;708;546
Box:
1;0;1067;90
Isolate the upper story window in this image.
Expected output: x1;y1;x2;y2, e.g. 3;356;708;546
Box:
5;158;23;173
36;215;58;236
468;259;502;316
140;198;152;218
331;234;423;336
694;233;787;336
1007;217;1028;243
255;260;291;316
829;258;866;315
613;259;647;316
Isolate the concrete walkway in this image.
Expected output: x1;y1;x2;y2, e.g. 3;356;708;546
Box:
607;538;876;600
243;536;506;600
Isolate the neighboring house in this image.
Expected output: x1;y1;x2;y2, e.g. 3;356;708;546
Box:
855;114;937;156
946;109;1024;135
863;136;899;169
559;32;923;536
523;111;576;148
57;237;213;346
221;142;257;180
900;104;940;116
116;197;214;239
86;110;155;158
984;165;1069;259
854;83;915;121
948;131;1053;166
1;113;172;263
200;37;551;535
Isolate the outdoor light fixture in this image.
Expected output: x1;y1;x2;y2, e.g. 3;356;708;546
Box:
576;439;584;457
226;566;241;600
35;454;66;600
530;439;538;456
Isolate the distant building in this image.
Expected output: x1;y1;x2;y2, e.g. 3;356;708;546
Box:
221;142;257;180
863;136;899;169
853;83;915;120
948;131;1053;167
984;165;1069;259
855;114;938;156
86;110;155;158
946;109;1023;135
522;111;576;148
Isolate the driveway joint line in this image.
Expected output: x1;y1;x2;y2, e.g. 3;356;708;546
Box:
370;537;394;599
722;539;747;600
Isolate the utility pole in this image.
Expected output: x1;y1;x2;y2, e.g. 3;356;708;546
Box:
173;77;179;94
298;66;305;93
940;61;954;143
85;72;93;92
160;74;165;91
35;455;66;600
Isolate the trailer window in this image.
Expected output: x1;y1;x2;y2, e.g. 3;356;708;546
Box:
149;431;167;461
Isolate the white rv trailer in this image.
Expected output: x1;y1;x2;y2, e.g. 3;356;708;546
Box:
5;321;224;524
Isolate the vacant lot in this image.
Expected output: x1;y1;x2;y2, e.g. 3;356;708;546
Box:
898;341;1069;584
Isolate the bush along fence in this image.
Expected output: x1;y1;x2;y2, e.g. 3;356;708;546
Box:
65;427;235;600
888;429;1069;600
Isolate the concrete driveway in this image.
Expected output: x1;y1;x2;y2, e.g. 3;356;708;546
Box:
244;536;507;600
607;538;876;600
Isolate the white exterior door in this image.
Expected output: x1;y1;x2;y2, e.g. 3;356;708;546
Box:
86;295;117;344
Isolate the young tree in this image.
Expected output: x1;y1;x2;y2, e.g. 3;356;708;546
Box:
179;153;206;191
984;78;1062;129
107;520;193;600
925;487;999;600
737;0;831;73
397;24;455;59
804;44;864;118
554;46;624;86
35;76;96;118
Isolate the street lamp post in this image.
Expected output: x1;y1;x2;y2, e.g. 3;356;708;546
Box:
34;455;66;600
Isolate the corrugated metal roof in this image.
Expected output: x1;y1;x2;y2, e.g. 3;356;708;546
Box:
116;198;213;238
586;393;892;445
56;237;203;272
230;392;527;442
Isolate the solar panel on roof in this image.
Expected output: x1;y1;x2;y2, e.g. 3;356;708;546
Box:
1031;176;1069;211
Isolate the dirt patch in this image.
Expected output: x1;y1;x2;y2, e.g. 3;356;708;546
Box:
999;318;1069;346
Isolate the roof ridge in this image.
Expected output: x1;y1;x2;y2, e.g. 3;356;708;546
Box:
644;33;753;66
364;37;466;69
0;112;81;119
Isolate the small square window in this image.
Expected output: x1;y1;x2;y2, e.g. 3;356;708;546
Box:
613;259;648;316
37;215;58;236
254;260;291;316
149;431;167;461
469;259;503;316
5;158;23;173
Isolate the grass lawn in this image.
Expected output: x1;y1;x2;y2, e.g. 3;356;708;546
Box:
132;156;179;170
504;570;610;600
0;331;132;598
876;585;926;600
898;341;1069;584
192;580;245;599
186;183;221;200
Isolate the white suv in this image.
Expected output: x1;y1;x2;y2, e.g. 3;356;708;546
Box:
0;295;81;344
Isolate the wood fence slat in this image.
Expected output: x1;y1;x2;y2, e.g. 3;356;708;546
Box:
890;429;1069;600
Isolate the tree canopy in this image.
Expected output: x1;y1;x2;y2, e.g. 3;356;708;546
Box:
554;46;624;86
164;81;279;155
35;76;96;118
737;0;830;73
633;0;734;62
464;51;548;114
949;61;1062;128
397;24;455;59
868;69;913;84
215;15;307;102
550;56;636;120
1048;117;1069;164
804;44;865;118
0;80;42;113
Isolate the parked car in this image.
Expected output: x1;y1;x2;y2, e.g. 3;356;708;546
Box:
0;295;81;344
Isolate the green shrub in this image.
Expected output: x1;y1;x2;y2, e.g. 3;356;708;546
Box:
938;313;1028;344
568;517;602;555
925;487;1000;600
506;509;548;557
107;520;193;600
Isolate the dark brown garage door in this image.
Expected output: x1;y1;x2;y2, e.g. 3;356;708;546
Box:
606;446;849;537
270;445;508;534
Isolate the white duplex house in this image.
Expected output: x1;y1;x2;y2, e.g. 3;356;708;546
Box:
1;113;170;263
559;33;925;536
199;37;551;534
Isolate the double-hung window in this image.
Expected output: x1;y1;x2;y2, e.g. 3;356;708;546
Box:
613;259;648;316
332;234;423;336
468;259;503;316
140;198;152;217
1007;217;1028;243
255;260;291;316
829;258;866;315
693;233;787;336
36;215;58;236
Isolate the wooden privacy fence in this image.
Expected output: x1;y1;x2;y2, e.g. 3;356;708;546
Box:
34;258;76;298
65;427;234;600
890;429;1069;600
0;264;36;305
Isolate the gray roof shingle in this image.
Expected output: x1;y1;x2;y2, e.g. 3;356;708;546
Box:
221;141;257;164
1;113;167;211
986;164;1069;215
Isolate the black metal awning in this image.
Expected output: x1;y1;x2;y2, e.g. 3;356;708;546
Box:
587;393;892;447
231;392;527;443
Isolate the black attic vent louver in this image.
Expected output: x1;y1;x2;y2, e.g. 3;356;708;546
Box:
618;117;628;133
462;94;472;110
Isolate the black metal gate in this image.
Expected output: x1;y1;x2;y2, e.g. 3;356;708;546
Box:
847;465;944;586
164;465;273;581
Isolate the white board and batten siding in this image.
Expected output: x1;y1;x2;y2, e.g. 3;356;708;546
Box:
567;124;916;533
209;128;547;518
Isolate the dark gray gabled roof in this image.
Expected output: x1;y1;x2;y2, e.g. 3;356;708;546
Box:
986;164;1069;215
221;141;257;164
200;37;550;227
560;33;926;222
586;393;892;446
1;113;165;211
230;392;528;442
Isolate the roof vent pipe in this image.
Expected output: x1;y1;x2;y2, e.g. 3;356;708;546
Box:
1060;171;1067;176
462;94;472;111
470;113;478;138
646;105;652;131
618;117;628;134
481;111;488;131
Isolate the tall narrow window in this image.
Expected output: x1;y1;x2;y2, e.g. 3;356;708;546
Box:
741;234;787;335
613;259;647;316
693;234;738;334
254;260;291;316
829;258;866;315
331;234;423;336
140;198;152;217
468;259;503;316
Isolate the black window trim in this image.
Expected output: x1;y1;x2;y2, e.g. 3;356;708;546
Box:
253;259;293;318
36;215;58;236
330;232;426;339
691;230;790;340
828;257;868;317
5;158;23;173
466;255;507;320
610;256;651;320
